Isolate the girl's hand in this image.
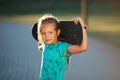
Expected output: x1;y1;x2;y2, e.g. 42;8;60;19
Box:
73;16;80;24
73;17;87;29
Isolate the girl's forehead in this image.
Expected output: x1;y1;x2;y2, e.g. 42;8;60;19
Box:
40;23;56;31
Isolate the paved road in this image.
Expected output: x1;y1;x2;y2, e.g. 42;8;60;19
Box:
0;22;120;80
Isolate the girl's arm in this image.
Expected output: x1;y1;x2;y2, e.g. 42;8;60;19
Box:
67;17;88;54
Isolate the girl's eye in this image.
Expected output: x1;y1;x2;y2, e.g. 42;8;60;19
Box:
49;32;53;34
41;32;45;35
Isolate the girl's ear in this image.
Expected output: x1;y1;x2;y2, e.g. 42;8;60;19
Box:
57;29;61;36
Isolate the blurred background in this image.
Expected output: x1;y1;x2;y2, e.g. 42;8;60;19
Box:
0;0;120;80
0;0;120;46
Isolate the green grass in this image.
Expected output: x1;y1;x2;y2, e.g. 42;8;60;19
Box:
88;15;120;47
0;14;81;24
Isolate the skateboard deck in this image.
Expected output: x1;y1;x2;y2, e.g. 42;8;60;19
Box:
32;21;83;45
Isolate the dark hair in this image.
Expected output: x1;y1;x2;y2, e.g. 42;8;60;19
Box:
38;14;59;30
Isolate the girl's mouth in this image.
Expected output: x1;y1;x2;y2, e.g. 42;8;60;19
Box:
46;39;51;42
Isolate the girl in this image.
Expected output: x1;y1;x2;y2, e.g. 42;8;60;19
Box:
37;14;88;80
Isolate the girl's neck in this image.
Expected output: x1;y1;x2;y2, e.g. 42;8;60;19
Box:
45;41;60;45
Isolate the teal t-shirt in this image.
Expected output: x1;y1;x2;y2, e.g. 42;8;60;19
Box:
40;41;72;80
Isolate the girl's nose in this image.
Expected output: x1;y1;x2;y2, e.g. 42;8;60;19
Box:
45;34;49;38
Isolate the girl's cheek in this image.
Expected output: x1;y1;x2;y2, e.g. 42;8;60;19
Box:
42;35;45;40
41;35;44;39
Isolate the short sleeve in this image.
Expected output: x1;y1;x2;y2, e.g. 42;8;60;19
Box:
59;42;72;58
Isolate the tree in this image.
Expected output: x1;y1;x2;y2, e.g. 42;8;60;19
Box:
81;0;88;24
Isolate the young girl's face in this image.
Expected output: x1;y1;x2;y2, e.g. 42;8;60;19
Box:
40;23;60;44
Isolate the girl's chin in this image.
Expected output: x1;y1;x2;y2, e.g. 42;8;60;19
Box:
45;41;58;44
45;41;52;44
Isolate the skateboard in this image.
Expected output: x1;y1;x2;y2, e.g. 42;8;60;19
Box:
32;21;83;45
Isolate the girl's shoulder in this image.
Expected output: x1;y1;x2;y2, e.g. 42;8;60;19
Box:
59;41;71;52
59;41;71;47
59;41;72;57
